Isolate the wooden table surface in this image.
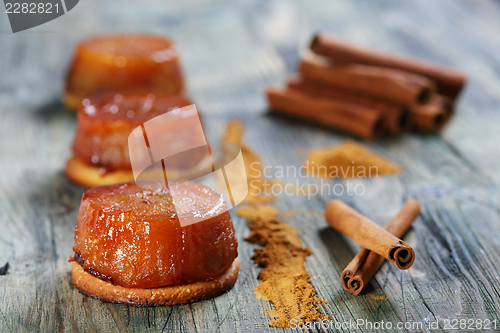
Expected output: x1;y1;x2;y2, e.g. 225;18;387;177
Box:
2;0;500;332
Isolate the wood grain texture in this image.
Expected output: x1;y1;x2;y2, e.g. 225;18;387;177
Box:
1;0;500;332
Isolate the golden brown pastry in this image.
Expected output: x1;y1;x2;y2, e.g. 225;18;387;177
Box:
70;181;239;306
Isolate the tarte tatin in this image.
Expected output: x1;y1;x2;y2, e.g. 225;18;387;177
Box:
64;34;186;110
70;181;239;306
65;93;205;188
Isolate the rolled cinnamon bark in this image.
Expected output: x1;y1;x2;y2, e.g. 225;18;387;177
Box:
287;75;411;134
342;199;420;295
410;95;453;132
266;87;384;139
432;95;454;115
324;200;415;270
299;55;436;105
310;33;466;99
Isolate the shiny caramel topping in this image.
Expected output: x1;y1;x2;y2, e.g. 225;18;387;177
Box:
81;35;177;61
73;181;237;288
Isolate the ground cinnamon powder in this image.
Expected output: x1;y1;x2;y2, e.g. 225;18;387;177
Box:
236;205;330;327
223;120;329;327
305;140;401;179
222;119;275;204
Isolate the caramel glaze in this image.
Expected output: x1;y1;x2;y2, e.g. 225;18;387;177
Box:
73;181;238;289
73;252;114;283
65;35;186;101
72;93;200;171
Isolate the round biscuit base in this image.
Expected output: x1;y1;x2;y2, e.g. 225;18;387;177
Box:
71;257;239;306
65;156;135;188
65;155;214;188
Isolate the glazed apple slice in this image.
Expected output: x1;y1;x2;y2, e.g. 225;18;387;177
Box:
73;181;238;289
72;93;198;171
64;35;186;110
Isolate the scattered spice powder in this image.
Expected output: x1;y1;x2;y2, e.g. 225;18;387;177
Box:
236;205;330;327
223;119;329;327
281;208;297;218
222;119;275;204
372;295;389;300
305;140;401;179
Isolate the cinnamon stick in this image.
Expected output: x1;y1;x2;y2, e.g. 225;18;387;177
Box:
431;94;454;120
311;33;466;99
299;55;436;105
266;87;384;139
410;95;453;132
324;200;415;270
287;75;411;134
341;199;420;295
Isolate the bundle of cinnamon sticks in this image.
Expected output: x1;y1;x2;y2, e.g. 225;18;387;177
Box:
325;199;420;295
267;33;466;139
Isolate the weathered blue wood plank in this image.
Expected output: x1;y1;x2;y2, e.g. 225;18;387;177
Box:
1;0;500;332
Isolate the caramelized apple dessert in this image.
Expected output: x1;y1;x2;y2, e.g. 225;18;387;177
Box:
65;93;205;187
64;34;186;110
70;181;239;306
